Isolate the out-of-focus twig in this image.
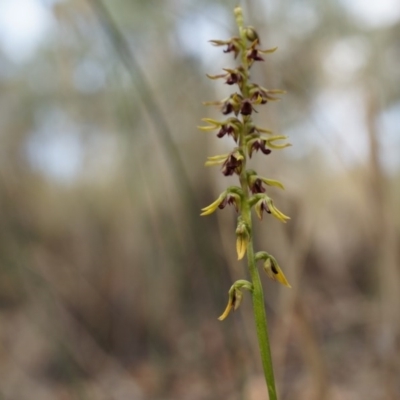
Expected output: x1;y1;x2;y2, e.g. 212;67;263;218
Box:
365;85;400;400
86;0;198;208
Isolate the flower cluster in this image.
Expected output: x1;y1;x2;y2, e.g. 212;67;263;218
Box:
198;8;291;318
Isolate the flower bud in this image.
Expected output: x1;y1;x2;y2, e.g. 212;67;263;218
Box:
221;150;244;176
218;280;253;320
200;191;228;216
263;257;291;288
218;286;242;320
234;7;244;28
244;26;259;42
253;195;290;222
236;219;250;260
240;99;253;116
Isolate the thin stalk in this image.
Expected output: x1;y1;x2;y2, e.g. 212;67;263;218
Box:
248;242;278;400
236;11;278;400
239;125;278;400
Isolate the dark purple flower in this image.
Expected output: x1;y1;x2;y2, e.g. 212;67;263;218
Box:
249;139;272;158
223;42;240;59
250;178;266;194
246;48;264;62
218;194;239;212
240;99;254;115
226;72;241;85
217;124;234;138
222;154;243;176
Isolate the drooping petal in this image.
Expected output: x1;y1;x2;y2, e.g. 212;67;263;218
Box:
232;288;243;310
266;198;290;223
205;159;226;167
263;258;291;288
256;126;274;134
218;290;235;321
258;46;278;54
264;135;291;150
209;39;231;46
235;220;249;259
197;118;222;132
200;193;226;216
206;73;228;80
205;153;229;167
206;154;230;161
197;125;217;131
236;235;247;260
218;301;233;321
254;199;264;220
259;177;285;190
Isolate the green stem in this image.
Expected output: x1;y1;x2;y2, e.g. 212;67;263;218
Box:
235;9;278;399
249;242;278;400
240;174;278;400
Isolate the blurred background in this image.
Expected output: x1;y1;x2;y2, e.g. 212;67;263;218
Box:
1;0;400;399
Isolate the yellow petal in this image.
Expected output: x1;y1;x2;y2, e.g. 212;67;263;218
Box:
264;259;291;288
259;46;278;54
274;268;291;288
209;39;230;46
253;94;264;105
267;199;290;223
233;289;243;310
206;154;229;161
257;127;274;134
205;160;225;167
236;236;247;260
265;135;288;142
254;200;264;220
264;135;292;150
200;195;225;216
206;73;227;80
201;118;221;125
269;206;290;223
200;208;216;216
233;152;244;161
260;178;285;190
218;301;233;321
197;125;217;131
268;142;292;150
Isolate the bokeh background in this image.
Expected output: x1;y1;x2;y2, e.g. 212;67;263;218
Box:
1;0;400;399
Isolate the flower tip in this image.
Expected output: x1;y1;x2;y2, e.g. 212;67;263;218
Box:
236;239;247;259
197;125;214;131
260;46;278;54
200;209;213;216
200;208;215;216
277;275;292;288
218;305;232;321
264;259;292;288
